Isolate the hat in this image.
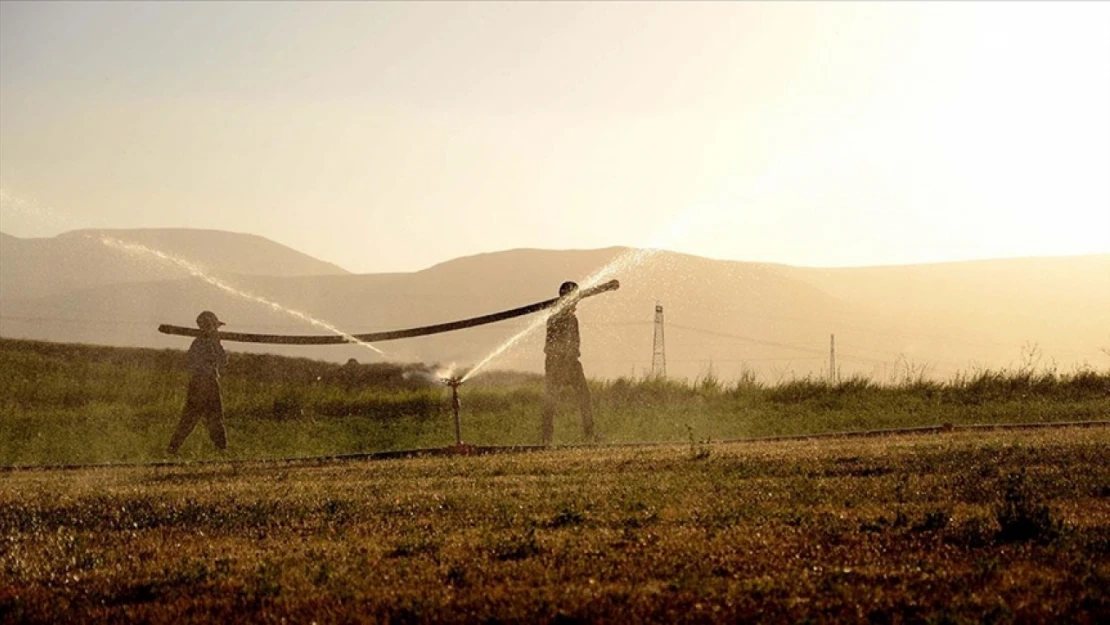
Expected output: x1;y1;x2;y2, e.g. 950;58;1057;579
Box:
196;310;226;330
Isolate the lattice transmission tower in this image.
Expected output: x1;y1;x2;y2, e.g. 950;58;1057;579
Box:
651;303;666;378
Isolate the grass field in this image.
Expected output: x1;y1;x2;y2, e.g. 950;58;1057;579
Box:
2;427;1108;623
2;337;1108;467
1;338;1108;622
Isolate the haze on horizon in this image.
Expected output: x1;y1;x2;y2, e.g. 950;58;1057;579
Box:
1;1;1108;274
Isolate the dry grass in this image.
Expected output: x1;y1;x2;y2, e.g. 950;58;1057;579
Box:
2;427;1108;623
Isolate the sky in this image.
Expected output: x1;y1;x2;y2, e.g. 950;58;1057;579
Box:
1;1;1108;274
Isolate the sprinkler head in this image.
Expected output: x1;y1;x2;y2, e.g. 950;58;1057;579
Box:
443;376;463;389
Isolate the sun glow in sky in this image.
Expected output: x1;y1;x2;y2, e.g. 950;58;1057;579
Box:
1;2;1107;273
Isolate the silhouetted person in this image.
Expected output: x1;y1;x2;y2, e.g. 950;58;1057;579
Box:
168;311;228;454
542;281;596;445
341;357;360;391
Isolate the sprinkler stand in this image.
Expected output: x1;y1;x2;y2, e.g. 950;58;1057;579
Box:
443;376;473;454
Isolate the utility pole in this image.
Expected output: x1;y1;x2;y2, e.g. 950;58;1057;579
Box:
652;303;667;378
829;333;837;383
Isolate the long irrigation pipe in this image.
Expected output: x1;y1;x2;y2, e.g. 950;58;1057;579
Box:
4;419;1108;473
157;280;620;344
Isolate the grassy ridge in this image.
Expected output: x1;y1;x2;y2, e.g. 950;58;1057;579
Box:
1;338;1108;466
1;428;1108;623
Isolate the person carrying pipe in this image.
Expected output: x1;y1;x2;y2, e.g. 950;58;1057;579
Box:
168;310;229;455
542;281;597;445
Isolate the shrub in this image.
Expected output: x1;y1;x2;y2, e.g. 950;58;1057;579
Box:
995;471;1061;543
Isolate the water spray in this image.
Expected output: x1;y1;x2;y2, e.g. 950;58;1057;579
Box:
460;279;621;382
95;235;385;356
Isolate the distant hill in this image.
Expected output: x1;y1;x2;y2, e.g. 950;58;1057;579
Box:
0;228;349;300
2;231;1106;381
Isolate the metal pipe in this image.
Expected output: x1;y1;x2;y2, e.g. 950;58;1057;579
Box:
157;279;620;344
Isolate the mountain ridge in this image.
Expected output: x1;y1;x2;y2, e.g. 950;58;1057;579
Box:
1;228;1106;381
0;228;350;300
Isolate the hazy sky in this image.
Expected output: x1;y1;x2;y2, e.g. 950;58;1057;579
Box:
1;1;1108;273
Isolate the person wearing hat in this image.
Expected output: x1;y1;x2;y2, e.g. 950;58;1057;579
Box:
168;310;229;454
542;281;596;445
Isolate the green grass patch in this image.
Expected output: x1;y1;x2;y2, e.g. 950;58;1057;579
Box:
1;337;1107;466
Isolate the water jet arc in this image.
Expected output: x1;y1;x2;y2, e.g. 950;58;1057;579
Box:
157;280;620;344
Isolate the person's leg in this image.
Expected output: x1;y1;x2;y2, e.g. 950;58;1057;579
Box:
167;413;201;454
572;362;595;442
542;376;557;446
204;411;227;451
168;378;204;454
200;379;227;451
168;414;200;455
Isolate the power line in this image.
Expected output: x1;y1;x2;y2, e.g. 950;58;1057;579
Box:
710;308;1019;349
663;323;907;366
588;356;825;364
666;323;830;356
